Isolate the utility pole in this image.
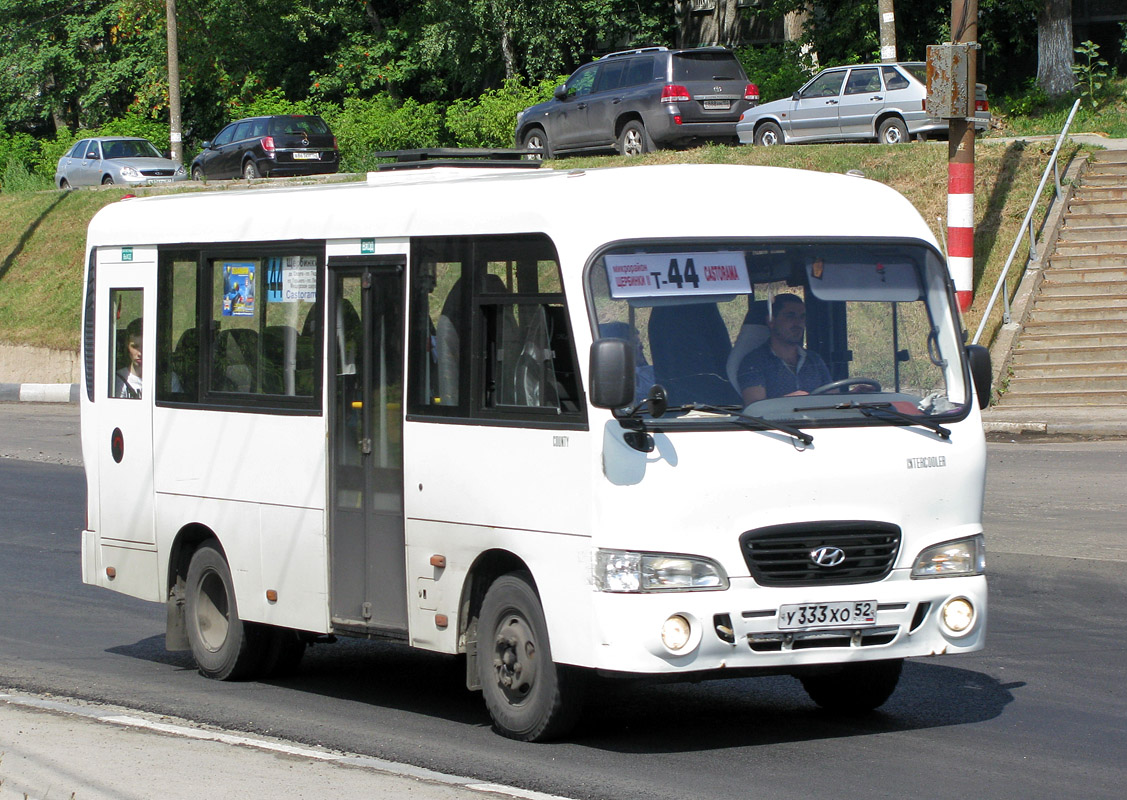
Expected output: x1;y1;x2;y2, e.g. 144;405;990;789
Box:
878;0;897;63
166;0;183;164
948;0;977;313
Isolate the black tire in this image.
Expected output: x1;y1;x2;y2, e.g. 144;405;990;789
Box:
59;179;71;190
478;572;585;741
878;117;909;145
521;128;551;160
185;542;265;680
755;121;784;146
191;166;204;181
618;120;651;157
243;159;260;180
101;175;114;185
800;659;903;713
259;626;306;678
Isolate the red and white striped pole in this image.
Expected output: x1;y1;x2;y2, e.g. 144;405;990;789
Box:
949;0;977;314
948;160;975;313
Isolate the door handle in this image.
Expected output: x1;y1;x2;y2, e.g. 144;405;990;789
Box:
826;99;838;105
870;95;884;101
577;102;588;110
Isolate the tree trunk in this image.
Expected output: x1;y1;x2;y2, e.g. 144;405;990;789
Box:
1037;0;1075;97
783;2;818;68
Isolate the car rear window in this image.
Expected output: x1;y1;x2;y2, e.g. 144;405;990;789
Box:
902;64;927;84
672;53;746;82
270;116;331;136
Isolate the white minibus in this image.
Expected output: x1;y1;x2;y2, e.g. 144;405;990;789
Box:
80;159;992;741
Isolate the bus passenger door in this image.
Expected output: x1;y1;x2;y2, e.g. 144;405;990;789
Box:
328;260;408;634
94;250;158;593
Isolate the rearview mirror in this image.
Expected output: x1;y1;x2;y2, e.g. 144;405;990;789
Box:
589;338;635;409
966;344;992;409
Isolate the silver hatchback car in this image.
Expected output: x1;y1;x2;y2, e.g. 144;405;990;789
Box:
55;137;187;188
737;62;989;146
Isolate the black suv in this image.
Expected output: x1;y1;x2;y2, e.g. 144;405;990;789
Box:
190;115;339;180
515;47;758;158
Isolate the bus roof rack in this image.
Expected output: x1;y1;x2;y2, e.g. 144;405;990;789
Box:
370;148;540;171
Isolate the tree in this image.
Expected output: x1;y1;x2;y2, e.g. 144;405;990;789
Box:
1037;0;1074;96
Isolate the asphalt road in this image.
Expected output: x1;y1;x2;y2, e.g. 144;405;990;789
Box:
1;405;1124;799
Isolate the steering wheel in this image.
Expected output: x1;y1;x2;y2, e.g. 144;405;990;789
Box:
809;378;882;395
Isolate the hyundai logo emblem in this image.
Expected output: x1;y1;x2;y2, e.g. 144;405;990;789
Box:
713;85;723;93
810;546;846;568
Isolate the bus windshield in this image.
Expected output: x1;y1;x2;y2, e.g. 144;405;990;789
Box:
587;240;969;425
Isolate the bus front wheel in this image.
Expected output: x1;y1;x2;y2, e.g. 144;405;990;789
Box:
478;572;585;741
185;542;264;680
799;658;903;713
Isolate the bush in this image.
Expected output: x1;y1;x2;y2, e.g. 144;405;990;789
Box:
1;157;52;193
445;76;562;148
736;41;817;104
321;95;445;171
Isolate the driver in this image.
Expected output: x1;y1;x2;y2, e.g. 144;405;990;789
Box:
736;293;830;403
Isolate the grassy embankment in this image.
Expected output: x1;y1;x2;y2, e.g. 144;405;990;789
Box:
0;139;1084;353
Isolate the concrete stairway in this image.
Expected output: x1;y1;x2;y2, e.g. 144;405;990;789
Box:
998;149;1127;409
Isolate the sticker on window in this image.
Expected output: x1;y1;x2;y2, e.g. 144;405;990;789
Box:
605;252;750;299
266;255;317;303
222;262;256;316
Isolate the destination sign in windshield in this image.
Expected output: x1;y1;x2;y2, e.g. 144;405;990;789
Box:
605;252;751;299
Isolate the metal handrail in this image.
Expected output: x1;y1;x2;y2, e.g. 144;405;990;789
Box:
972;98;1083;345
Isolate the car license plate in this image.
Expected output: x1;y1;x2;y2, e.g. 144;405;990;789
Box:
703;99;731;110
293;152;321;160
778;601;877;630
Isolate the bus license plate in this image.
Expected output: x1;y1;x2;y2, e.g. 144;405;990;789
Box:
703;99;731;110
778;601;877;630
293;152;321;160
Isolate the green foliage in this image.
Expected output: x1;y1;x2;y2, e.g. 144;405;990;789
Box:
736;41;816;104
230;87;316;119
1;156;52;193
445;76;560;148
321;96;445;172
1073;40;1109;107
997;80;1051;118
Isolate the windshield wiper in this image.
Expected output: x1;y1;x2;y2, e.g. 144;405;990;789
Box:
806;401;951;440
677;403;814;446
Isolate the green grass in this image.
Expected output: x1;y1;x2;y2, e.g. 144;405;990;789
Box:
0;138;1087;352
989;74;1127;139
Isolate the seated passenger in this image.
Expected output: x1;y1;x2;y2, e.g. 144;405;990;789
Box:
736;294;830;404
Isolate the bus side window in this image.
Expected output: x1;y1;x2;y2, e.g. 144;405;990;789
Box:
409;241;466;413
157;253;199;402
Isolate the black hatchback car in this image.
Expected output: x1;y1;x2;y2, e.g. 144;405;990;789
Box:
515;46;758;158
190;115;339;180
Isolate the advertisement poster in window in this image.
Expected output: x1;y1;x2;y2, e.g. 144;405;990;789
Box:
222;262;256;316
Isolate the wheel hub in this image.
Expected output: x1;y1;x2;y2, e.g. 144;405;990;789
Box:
492;615;537;701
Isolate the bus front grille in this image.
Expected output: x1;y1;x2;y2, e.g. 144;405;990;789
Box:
739;522;901;587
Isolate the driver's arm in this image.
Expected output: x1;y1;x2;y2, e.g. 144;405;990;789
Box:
741;385;766;404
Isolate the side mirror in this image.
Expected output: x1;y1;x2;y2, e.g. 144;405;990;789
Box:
202;141;213;150
966;344;992;409
553;84;568;101
791;91;801;101
589;338;635;410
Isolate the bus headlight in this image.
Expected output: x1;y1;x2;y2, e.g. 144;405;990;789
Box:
911;535;986;579
595;550;728;592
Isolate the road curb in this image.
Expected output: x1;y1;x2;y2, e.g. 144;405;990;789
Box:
0;383;79;403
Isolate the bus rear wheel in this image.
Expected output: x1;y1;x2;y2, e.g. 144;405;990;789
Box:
478;572;585;742
799;658;903;713
185;542;264;680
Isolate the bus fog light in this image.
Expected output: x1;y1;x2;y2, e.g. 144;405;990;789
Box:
941;597;975;635
661;615;692;651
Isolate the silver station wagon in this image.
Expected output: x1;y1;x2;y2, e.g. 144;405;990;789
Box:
737;62;990;146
